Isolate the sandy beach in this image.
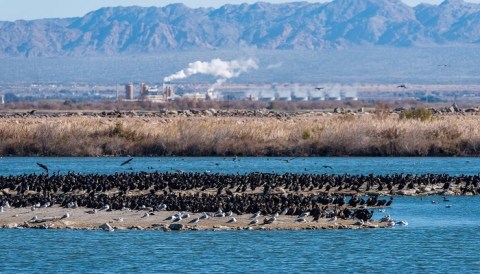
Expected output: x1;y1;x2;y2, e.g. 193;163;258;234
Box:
0;205;389;231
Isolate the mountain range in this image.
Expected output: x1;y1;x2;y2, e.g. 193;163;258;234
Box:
1;0;480;57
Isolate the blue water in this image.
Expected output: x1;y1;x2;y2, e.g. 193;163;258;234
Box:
1;156;479;175
1;157;479;273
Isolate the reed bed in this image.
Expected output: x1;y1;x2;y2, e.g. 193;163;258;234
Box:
0;114;479;156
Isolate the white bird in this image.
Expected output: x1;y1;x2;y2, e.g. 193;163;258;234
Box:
31;205;36;211
445;204;452;208
100;204;110;211
0;206;4;213
142;212;150;218
251;211;261;219
272;212;279;218
86;209;97;214
121;207;131;211
378;208;386;213
173;216;182;222
280;208;289;215
61;212;70;219
296;217;307;223
387;220;396;227
4;201;10;208
328;216;337;222
396;220;408;226
189;218;200;224
114;217;124;222
157;204;167;211
215;212;226;218
299;212;310;218
353;219;364;226
226;211;233;217
380;215;391;222
200;212;209;219
40;202;50;208
215;209;223;215
249;218;258;225
263;217;276;224
30;215;38;222
182;213;190;219
227;217;237;223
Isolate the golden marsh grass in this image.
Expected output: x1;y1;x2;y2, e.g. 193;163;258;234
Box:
0;114;479;156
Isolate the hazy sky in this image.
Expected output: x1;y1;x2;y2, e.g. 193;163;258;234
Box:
1;0;479;21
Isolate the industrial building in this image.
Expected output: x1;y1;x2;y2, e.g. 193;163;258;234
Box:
123;82;176;102
123;82;360;102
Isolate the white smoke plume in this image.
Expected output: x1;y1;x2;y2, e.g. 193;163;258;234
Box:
164;58;258;83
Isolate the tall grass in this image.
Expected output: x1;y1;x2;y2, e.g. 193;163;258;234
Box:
0;114;479;156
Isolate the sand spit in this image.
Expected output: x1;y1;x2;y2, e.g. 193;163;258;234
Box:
0;206;390;231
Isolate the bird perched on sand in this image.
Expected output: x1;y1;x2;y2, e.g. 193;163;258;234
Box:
299;212;310;218
99;204;110;211
61;212;70;219
189;218;200;224
263;217;276;224
380;215;391;222
328;216;337;222
249;218;258;225
157;204;167;211
227;217;237;223
353;220;364;226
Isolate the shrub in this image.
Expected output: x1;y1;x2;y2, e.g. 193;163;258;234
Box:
374;102;391;120
400;108;432;121
302;129;312;140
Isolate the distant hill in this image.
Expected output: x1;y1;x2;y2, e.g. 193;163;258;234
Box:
1;0;480;57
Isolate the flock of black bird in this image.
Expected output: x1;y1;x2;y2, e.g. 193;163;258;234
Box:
1;161;479;221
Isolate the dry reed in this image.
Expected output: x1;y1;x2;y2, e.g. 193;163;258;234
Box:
0;114;479;156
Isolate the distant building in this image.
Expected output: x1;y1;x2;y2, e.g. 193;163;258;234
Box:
125;83;134;100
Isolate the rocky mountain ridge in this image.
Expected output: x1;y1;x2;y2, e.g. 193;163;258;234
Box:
1;0;479;57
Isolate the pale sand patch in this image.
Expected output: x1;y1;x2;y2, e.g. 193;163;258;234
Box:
0;206;388;231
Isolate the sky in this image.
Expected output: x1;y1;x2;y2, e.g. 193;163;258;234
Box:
1;0;480;21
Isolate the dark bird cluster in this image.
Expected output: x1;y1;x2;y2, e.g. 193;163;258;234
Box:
0;171;475;221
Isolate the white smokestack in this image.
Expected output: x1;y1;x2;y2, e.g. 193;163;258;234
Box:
164;58;258;82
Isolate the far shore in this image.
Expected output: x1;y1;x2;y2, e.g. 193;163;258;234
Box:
0;108;479;157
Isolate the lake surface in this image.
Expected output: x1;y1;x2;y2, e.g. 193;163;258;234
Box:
0;156;479;176
0;157;479;273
